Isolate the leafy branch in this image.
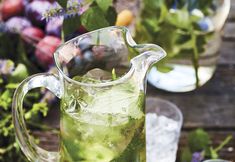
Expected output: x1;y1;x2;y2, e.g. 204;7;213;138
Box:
181;129;233;162
135;0;215;87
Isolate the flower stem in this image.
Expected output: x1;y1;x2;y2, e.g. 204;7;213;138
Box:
191;31;200;88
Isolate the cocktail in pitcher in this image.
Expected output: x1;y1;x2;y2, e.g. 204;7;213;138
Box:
12;26;166;162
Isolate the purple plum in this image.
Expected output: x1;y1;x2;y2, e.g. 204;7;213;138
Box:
46;18;63;37
5;16;32;33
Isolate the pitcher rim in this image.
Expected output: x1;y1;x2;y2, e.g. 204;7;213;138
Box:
53;26;136;87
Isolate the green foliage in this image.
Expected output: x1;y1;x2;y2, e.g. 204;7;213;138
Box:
0;32;50;161
9;64;29;83
135;0;215;87
96;0;113;12
61;0;117;39
0;1;117;160
181;129;233;161
81;6;109;31
63;15;81;38
188;128;211;152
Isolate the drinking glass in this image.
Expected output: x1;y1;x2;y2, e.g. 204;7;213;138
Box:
146;97;183;162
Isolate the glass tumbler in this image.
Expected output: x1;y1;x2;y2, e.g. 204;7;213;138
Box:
146;97;183;162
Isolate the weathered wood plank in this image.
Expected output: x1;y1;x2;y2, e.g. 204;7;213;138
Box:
228;0;235;21
219;41;235;65
223;22;235;40
147;65;235;129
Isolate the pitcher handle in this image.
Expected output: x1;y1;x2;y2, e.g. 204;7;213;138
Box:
12;73;62;162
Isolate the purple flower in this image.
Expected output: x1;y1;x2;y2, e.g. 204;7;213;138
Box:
25;0;52;27
191;152;204;162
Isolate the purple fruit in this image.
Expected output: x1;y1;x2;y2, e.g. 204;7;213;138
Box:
5;16;32;33
25;0;52;27
1;0;24;21
46;18;63;37
35;36;61;68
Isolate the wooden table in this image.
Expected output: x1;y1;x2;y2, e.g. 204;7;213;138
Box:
35;1;235;161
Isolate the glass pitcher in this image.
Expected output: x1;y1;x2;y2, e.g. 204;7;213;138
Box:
12;26;166;162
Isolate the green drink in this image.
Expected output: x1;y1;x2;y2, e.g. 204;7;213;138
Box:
12;27;165;162
60;77;146;162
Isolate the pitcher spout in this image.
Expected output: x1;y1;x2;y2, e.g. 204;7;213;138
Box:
131;44;166;86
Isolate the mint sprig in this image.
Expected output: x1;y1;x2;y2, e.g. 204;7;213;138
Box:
135;0;215;87
181;129;233;162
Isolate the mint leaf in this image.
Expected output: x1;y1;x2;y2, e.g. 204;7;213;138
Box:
166;9;191;29
105;6;117;26
96;0;112;12
188;129;211;152
81;6;109;31
62;15;81;38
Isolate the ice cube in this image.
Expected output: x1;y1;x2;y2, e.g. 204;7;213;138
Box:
146;113;180;162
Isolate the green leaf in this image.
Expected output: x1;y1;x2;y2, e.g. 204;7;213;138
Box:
0;90;12;110
5;83;19;89
105;6;117;26
57;0;67;8
142;18;160;33
135;22;153;44
9;64;29;83
166;9;191;29
188;128;211;152
25;102;48;120
180;147;192;162
62;15;81;38
96;0;113;12
143;0;164;11
81;6;109;31
156;65;174;73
